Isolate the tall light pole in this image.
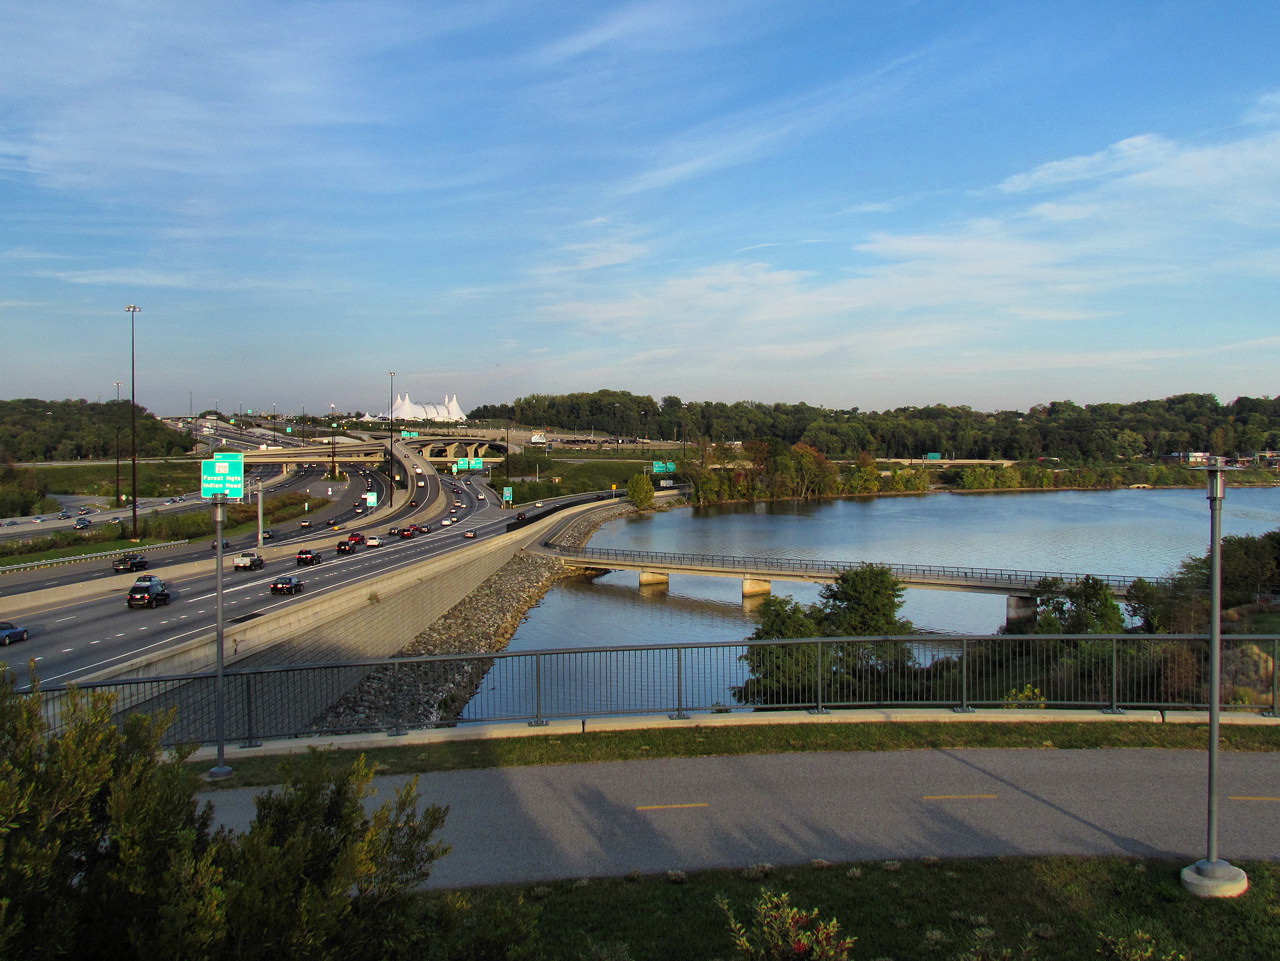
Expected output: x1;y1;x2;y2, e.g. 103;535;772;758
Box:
113;381;123;512
124;305;140;538
1182;457;1249;897
388;371;396;509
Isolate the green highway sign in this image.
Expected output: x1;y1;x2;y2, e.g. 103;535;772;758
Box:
201;451;245;498
457;457;484;470
652;461;677;473
365;491;378;507
502;486;512;502
401;430;419;438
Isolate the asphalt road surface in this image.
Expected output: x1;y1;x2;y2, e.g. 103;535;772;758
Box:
204;747;1280;888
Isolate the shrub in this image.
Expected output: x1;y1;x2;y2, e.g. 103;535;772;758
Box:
717;888;857;961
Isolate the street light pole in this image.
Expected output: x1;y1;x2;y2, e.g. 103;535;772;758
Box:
388;371;396;509
124;305;140;538
1182;457;1248;897
113;381;123;512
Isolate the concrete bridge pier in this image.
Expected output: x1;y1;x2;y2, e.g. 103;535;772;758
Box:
1006;593;1037;630
639;570;670;588
743;577;772;600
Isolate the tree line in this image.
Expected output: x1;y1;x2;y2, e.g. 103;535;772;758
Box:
0;398;192;463
470;390;1280;462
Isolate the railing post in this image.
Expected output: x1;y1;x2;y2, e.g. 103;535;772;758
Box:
809;640;829;715
389;661;407;736
239;673;262;748
1102;635;1124;714
529;652;548;726
954;637;975;713
669;646;690;720
1265;637;1279;718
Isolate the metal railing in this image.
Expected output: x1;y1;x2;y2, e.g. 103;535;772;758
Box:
26;634;1279;747
542;545;1169;593
0;540;190;575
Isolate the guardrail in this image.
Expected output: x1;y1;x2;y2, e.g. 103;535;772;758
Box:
25;633;1279;747
540;545;1169;593
0;540;191;576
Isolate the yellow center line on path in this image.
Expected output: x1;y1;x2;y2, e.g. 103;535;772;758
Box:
1229;796;1280;802
922;794;998;800
636;803;709;811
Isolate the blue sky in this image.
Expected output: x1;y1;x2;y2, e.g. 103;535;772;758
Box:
3;1;1280;419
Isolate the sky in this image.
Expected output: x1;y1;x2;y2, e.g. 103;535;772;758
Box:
3;1;1280;419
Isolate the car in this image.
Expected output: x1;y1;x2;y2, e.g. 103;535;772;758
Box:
31;516;44;523
453;500;462;507
365;535;383;547
299;519;312;529
439;518;452;526
387;527;402;536
126;581;171;609
57;511;71;520
335;540;355;553
113;554;149;573
233;551;265;571
398;527;415;539
534;502;544;508
270;575;305;595
133;574;161;586
77;507;91;515
449;507;457;514
3;520;17;526
347;532;365;544
462;530;476;539
295;549;322;566
73;518;91;530
0;621;30;645
408;500;418;507
476;493;485;500
515;512;526;521
353;506;364;514
211;539;231;550
262;529;275;540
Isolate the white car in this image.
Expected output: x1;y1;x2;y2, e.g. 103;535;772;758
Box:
440;518;453;526
365;535;383;547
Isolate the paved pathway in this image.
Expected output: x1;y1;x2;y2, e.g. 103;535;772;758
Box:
204;748;1280;888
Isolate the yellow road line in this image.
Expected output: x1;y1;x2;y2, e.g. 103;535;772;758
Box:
636;803;709;811
1229;796;1280;802
922;794;998;800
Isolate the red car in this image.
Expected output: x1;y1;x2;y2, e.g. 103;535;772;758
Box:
398;527;415;539
347;532;365;545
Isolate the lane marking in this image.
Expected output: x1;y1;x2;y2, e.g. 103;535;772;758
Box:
636;803;709;811
1229;796;1280;802
923;794;998;800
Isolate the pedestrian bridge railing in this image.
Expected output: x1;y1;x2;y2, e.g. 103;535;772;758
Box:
541;545;1170;595
26;634;1278;748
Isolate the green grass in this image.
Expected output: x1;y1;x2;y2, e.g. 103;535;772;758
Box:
192;723;1280;958
481;856;1279;960
189;720;1280;789
35;460;200;498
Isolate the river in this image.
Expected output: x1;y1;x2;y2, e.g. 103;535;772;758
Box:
507;487;1280;645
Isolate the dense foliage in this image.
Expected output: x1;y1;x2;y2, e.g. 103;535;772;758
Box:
0;673;452;961
0;398;192;462
471;390;1280;462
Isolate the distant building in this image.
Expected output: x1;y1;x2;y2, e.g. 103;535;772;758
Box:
1161;452;1212;465
363;393;466;424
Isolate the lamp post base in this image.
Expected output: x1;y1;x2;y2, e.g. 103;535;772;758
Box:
1180;859;1248;898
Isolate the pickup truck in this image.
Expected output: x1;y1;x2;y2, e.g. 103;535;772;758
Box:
233;551;265;571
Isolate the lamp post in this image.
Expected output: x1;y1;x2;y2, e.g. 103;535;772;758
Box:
124;305;140;538
1181;457;1249;897
387;371;396;509
113;381;123;512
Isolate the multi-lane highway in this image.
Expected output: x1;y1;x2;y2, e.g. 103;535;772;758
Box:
1;463;524;685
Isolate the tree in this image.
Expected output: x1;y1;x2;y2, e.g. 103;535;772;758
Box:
626;471;655;510
0;670;451;961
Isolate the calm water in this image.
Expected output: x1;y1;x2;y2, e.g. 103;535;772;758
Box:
511;487;1280;644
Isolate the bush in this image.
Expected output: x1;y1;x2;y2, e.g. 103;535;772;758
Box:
717;888;856;960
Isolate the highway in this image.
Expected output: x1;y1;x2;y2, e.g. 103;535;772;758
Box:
0;462;519;685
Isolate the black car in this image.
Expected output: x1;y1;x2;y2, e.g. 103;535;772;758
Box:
270;575;305;595
73;517;91;530
262;529;275;540
335;540;355;553
126;581;171;609
113;554;148;573
296;549;322;566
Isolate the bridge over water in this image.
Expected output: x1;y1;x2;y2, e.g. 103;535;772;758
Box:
539;544;1170;627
